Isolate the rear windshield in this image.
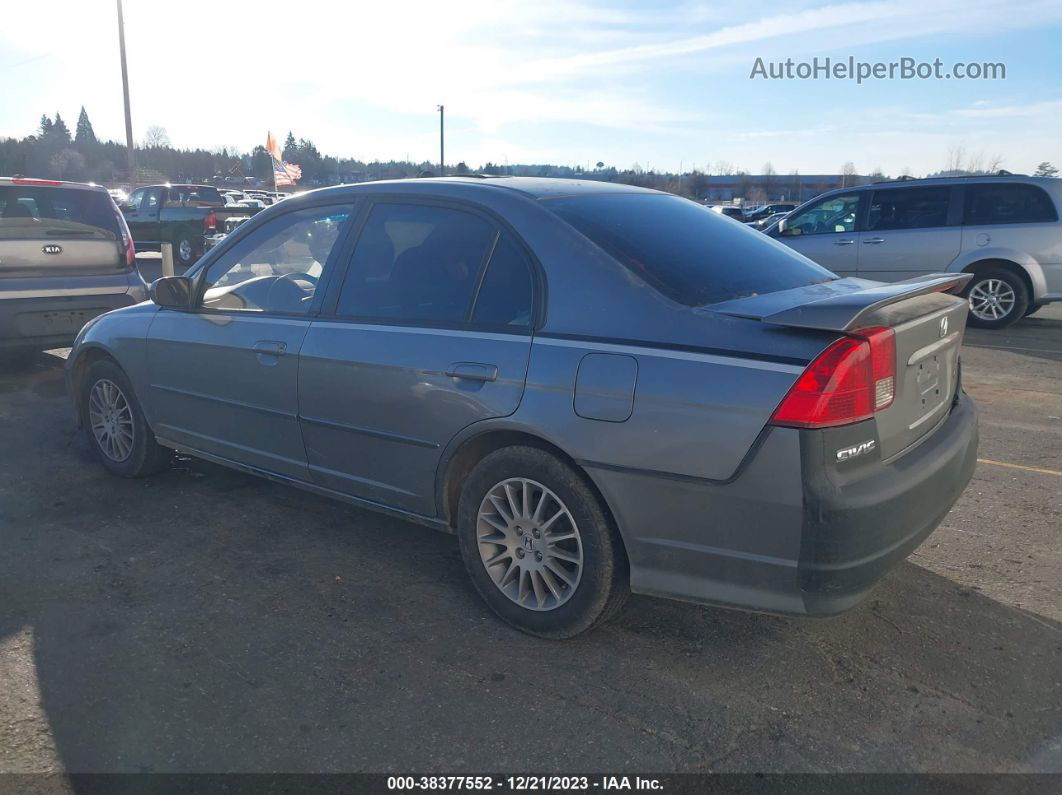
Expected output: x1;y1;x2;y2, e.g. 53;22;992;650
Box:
0;186;120;241
546;193;834;306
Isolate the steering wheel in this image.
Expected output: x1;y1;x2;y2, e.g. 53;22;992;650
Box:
264;271;319;312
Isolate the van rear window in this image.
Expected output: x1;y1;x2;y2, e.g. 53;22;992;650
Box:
0;186;120;240
546;193;834;306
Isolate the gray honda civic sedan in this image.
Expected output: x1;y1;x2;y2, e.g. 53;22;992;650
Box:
66;177;978;637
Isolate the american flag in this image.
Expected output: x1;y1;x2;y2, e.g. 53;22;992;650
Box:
266;131;302;186
272;156;302;187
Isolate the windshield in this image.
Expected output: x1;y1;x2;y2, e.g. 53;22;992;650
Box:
545;193;835;306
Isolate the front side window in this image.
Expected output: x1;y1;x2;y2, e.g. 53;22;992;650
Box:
547;193;834;307
335;202;497;323
782;193;860;236
867;187;950;231
200;204;353;314
963;183;1058;225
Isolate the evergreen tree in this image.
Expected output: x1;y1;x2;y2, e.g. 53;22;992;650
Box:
74;106;97;147
52;112;71;143
1034;161;1058;178
283;131;297;160
38;114;53;137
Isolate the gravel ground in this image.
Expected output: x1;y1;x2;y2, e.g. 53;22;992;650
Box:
0;292;1059;775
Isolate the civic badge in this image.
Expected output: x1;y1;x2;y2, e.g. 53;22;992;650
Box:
42;244;63;255
939;316;948;338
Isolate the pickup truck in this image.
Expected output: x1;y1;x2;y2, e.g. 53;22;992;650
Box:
120;184;263;268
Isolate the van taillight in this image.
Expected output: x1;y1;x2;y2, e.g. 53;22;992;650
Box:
112;199;136;267
204;209;217;232
770;327;896;429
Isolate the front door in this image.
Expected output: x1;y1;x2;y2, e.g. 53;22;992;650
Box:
856;185;961;282
145;203;354;479
124;187;163;247
299;200;536;516
772;192;862;276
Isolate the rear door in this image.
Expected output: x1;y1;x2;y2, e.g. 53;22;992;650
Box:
299;199;536;516
145;202;355;479
772;192;862;275
0;184;125;278
856;185;961;281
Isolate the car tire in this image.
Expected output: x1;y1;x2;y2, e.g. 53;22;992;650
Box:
1024;302;1044;317
964;267;1029;329
80;359;171;478
173;230;198;268
456;445;629;638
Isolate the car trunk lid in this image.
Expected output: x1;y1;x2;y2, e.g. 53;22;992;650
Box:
712;273;971;458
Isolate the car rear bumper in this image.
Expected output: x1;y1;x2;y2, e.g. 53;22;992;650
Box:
587;391;978;617
0;287;144;350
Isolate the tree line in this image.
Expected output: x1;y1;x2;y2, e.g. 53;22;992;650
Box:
1;108;1056;195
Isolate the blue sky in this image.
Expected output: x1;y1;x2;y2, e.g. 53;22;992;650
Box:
1;0;1060;175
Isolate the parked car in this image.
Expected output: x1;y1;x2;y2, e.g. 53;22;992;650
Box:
768;175;1062;328
709;204;746;220
745;203;797;222
66;177;978;637
0;176;147;353
747;211;790;231
121;183;264;270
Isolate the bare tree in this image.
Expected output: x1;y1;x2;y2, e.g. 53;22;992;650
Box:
841;161;856;187
984;153;1004;173
713;160;735;176
945;143;966;175
144;125;170;148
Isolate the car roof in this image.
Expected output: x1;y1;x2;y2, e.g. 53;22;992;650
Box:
0;176;107;192
300;176;661;202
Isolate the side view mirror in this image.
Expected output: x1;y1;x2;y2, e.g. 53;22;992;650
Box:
149;275;194;309
119;202;135;213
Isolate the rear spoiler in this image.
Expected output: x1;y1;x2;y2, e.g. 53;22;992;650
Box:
711;273;972;333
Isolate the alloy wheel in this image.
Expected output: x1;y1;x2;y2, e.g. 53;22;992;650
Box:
968;278;1016;321
88;378;134;462
476;478;583;611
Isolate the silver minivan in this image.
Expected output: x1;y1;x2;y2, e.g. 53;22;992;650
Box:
769;175;1062;328
0;177;147;353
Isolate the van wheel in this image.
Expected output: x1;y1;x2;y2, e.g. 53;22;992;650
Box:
456;446;629;638
81;359;171;478
964;268;1028;329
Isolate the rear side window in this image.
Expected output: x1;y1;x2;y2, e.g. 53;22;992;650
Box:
471;234;534;328
165;185;222;207
336;203;497;323
547;193;834;306
867;187;950;230
0;186;119;240
963;183;1058;225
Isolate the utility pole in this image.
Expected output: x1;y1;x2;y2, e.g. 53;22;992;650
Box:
437;105;444;177
116;0;135;186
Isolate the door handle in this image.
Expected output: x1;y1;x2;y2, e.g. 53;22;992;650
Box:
835;239;855;246
446;362;498;382
253;340;287;356
863;237;885;244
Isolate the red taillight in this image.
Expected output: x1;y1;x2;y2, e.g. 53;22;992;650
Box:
770;326;896;428
204;209;217;232
111;199;136;267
